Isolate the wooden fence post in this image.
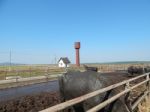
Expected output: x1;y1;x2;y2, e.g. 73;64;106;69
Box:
146;74;150;99
124;81;132;112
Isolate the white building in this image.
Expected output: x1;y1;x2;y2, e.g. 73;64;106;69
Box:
58;57;71;68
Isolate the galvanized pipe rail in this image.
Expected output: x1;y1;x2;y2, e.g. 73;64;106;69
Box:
40;73;150;112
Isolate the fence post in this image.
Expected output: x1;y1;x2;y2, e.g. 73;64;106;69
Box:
143;73;150;112
45;66;49;82
5;69;7;80
146;73;150;100
124;81;132;112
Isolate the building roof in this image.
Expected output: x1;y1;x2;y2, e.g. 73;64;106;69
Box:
58;57;71;64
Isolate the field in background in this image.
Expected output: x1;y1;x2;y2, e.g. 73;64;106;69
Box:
0;65;65;80
0;63;150;80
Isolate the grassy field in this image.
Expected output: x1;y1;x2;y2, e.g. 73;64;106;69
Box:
0;63;150;80
0;65;66;80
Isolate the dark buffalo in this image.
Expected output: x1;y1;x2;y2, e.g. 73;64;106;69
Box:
83;65;98;72
127;66;143;76
144;66;150;73
59;71;131;112
128;66;150;76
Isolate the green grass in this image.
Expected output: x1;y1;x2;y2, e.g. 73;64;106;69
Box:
0;65;66;80
0;63;149;80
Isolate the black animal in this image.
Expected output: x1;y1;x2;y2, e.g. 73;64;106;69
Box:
144;66;150;73
128;66;150;76
83;65;98;72
59;71;131;112
127;66;143;76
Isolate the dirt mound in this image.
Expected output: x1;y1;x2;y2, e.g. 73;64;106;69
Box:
0;92;60;112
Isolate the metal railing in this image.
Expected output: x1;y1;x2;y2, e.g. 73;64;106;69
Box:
40;73;150;112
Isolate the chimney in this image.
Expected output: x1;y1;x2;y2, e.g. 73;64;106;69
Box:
74;42;80;67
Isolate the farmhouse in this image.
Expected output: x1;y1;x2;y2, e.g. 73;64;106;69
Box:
58;57;71;68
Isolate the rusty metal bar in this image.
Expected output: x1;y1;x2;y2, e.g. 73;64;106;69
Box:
40;73;150;112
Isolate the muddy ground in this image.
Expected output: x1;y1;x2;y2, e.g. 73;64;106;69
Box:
0;87;147;112
0;86;146;112
0;73;148;112
0;92;60;112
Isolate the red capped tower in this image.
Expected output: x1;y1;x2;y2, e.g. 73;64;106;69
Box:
74;42;81;67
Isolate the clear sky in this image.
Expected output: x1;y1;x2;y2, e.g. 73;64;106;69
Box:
0;0;150;64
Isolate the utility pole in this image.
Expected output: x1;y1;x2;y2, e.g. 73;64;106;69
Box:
54;54;57;65
9;50;11;71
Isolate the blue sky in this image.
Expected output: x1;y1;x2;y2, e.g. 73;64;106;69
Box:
0;0;150;64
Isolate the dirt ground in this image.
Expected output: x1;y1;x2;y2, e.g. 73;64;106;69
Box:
0;72;149;112
138;100;150;112
0;92;60;112
0;87;149;112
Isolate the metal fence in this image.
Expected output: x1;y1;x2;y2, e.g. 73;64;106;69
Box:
40;73;150;112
